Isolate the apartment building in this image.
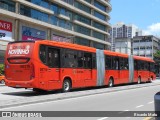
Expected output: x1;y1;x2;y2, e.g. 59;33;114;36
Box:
110;22;142;51
132;35;160;59
0;0;112;64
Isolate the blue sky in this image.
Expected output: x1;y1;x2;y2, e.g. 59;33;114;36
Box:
110;0;160;36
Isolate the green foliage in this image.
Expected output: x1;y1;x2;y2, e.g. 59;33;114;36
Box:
154;50;160;58
0;64;4;74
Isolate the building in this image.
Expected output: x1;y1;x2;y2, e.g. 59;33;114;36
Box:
110;22;142;51
115;38;132;55
132;35;160;59
0;0;112;64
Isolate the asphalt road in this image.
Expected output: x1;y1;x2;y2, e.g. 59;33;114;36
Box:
0;80;160;120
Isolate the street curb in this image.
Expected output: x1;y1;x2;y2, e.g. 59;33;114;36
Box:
0;81;160;109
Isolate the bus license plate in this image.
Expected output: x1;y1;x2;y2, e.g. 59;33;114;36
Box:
16;85;21;87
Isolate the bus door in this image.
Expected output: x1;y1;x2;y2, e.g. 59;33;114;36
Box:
84;52;92;86
112;57;120;84
145;62;150;81
134;60;139;82
47;47;61;89
119;58;129;84
76;51;85;87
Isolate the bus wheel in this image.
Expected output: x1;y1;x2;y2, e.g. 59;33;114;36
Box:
1;80;5;84
149;77;153;83
138;77;141;84
62;79;71;92
108;78;114;87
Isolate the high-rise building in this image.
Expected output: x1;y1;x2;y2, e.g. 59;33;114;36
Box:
115;38;132;55
110;22;142;51
0;0;112;64
132;35;160;59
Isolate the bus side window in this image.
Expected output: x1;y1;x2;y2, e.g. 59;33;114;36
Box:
134;60;138;70
140;61;144;70
40;45;46;64
120;58;124;70
124;58;128;70
77;51;83;68
84;52;92;69
48;48;60;68
144;62;149;71
105;55;112;69
64;49;77;68
92;54;96;69
112;57;119;70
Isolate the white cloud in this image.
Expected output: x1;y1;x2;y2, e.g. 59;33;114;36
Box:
143;23;160;37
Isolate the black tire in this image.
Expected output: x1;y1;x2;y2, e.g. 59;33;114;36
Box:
108;78;114;87
62;79;71;92
1;80;5;84
138;77;141;84
149;77;153;83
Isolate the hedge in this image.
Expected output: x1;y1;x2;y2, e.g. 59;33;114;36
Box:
0;64;4;75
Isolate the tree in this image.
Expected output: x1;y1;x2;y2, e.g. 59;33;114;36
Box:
154;50;160;76
154;50;160;64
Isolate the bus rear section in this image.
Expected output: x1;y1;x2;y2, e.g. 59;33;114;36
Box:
5;41;36;88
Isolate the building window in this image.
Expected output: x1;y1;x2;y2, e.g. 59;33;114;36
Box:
62;0;74;5
94;0;106;12
93;21;106;31
84;0;92;4
93;42;104;50
59;19;65;28
74;25;91;36
74;1;91;14
50;3;58;14
75;37;90;46
50;16;58;26
74;14;91;25
66;21;72;30
59;19;72;30
59;8;72;19
94;11;106;21
93;31;105;40
26;0;49;9
0;0;15;12
20;5;49;22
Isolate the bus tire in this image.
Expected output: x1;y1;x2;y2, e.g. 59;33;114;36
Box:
149;76;153;83
138;77;141;84
62;79;71;92
1;80;5;84
108;77;114;87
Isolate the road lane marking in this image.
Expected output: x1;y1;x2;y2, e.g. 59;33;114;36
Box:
135;105;144;108
143;117;153;120
97;117;108;120
119;110;129;114
147;101;154;104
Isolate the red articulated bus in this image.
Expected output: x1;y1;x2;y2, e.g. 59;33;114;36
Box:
4;40;156;92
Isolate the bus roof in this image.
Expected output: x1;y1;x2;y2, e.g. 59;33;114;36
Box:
7;40;155;63
35;40;96;53
104;50;128;58
104;50;154;62
133;56;154;62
